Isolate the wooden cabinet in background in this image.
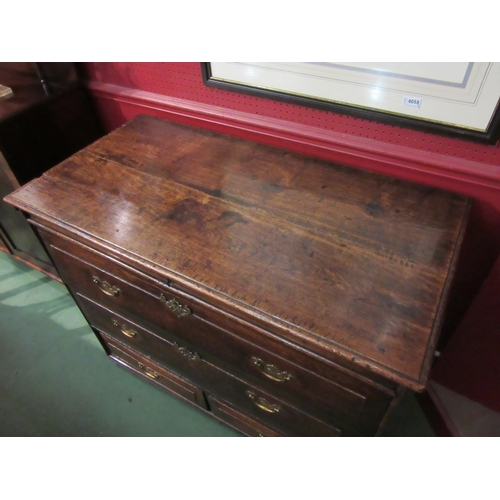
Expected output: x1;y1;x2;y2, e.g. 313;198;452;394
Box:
0;62;103;277
4;116;470;436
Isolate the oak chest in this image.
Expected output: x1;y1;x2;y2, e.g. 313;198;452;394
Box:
4;115;470;436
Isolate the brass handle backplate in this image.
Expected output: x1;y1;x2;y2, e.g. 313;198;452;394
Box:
93;276;120;298
246;390;280;413
173;342;201;361
112;319;137;338
138;362;159;379
160;294;192;318
251;357;292;382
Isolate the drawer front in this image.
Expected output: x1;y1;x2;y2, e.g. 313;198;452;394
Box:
207;396;283;437
78;294;204;367
80;294;236;397
205;379;343;437
40;229;392;435
103;334;207;410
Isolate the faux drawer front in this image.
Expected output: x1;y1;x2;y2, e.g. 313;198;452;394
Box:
207;396;283;437
102;333;208;410
40;229;391;435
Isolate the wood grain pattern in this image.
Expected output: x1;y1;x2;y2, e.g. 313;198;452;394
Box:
4;115;470;391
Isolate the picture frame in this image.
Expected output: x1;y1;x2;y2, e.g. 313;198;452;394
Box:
202;62;500;144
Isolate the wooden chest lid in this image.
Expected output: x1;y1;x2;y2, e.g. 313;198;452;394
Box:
5;115;470;390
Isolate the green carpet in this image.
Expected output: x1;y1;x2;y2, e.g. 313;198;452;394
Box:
0;251;434;437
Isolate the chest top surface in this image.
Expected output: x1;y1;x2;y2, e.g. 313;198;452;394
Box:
5;115;469;390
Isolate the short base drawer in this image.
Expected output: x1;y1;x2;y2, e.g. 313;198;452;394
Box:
207;396;283;437
214;383;343;437
102;333;208;411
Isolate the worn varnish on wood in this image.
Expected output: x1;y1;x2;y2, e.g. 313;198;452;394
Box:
4;115;470;436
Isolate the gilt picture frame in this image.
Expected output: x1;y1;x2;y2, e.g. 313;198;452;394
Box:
202;62;500;144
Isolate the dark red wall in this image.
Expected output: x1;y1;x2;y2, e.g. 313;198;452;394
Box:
79;62;500;407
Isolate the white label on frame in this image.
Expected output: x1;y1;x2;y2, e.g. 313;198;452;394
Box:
403;96;422;108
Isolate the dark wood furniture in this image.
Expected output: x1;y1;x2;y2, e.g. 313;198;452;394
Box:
4;115;470;436
0;63;103;277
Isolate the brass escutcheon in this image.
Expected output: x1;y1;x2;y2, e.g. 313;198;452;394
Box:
160;294;192;318
173;342;201;361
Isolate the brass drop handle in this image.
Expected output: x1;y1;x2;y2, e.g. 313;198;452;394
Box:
112;319;137;338
251;357;292;382
93;276;120;298
160;294;192;318
173;342;201;361
246;390;280;413
138;362;159;379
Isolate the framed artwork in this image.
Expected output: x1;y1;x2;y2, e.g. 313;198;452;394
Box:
202;62;500;143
